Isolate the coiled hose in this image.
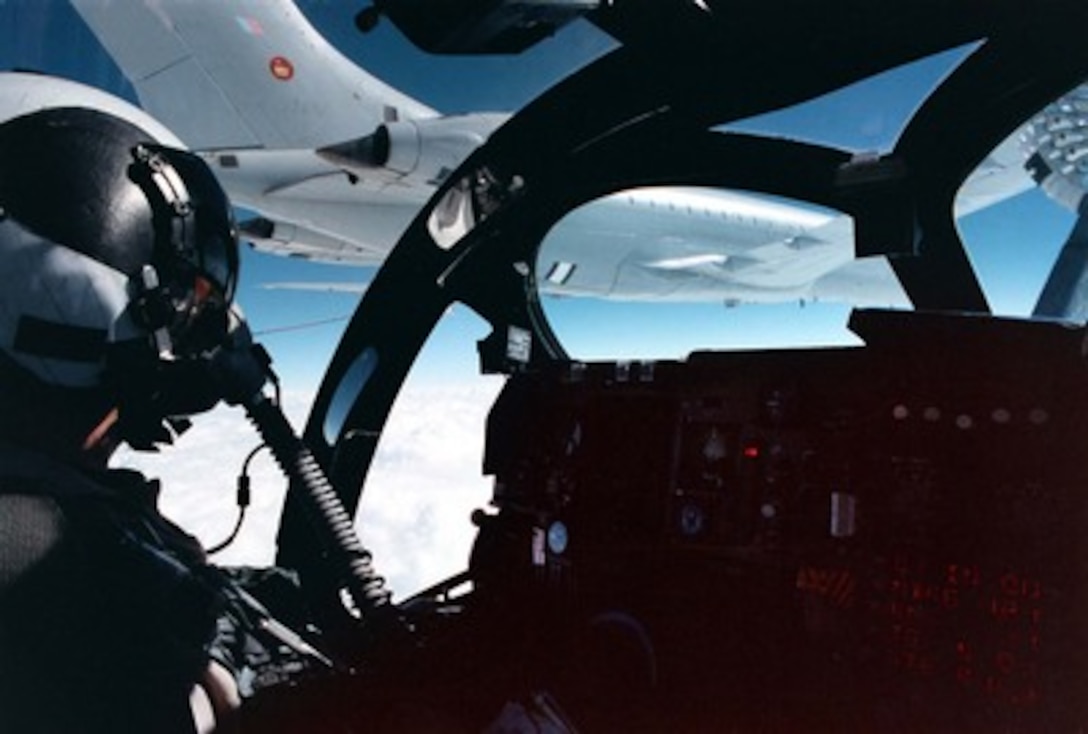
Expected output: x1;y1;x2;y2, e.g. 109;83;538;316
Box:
245;395;394;615
209;333;395;624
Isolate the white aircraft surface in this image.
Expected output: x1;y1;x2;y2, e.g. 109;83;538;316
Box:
58;0;1086;308
70;0;507;269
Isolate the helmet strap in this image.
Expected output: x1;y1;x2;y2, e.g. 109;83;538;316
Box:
130;264;175;357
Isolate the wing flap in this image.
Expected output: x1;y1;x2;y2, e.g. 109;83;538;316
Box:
240;217;387;266
134;57;262;149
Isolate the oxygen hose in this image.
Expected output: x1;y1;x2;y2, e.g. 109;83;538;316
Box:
208;328;397;628
243;395;394;613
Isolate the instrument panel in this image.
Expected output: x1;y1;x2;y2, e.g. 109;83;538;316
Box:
478;310;1088;729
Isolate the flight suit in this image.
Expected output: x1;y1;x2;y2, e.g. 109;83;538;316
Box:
0;441;223;734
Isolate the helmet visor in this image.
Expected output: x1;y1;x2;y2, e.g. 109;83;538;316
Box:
128;145;240;354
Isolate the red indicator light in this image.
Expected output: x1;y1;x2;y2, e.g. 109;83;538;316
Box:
743;444;760;459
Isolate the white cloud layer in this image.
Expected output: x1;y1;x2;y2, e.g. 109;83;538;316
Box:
115;378;503;600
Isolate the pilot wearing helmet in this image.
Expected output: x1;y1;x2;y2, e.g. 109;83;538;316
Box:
0;105;244;732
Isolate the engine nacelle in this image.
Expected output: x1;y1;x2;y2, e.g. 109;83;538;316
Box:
1020;82;1088;212
318;113;509;187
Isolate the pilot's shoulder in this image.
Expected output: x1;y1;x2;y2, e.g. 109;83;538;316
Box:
0;493;67;592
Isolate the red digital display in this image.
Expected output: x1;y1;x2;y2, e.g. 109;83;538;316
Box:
871;553;1048;709
799;551;1061;727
